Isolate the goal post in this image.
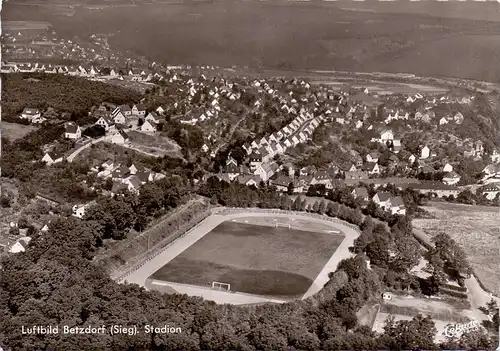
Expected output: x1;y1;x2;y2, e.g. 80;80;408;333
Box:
212;281;231;291
275;223;291;229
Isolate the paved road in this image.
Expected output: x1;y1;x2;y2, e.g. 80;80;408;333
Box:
120;209;360;304
67;136;108;162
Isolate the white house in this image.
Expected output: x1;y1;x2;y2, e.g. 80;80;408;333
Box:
420;146;431;159
439;117;449;125
408;154;417;164
96;116;116;132
64;122;81;140
388;196;406;215
111;130;130;145
9;237;32;253
491;149;500;163
442;163;453;173
373;192;391;209
366;152;379;163
72;202;95;219
145;112;161;124
42;152;64;165
20;108;41;121
141;120;157;133
156;106;165;115
380;129;394;142
111;108;126;125
442;171;461;185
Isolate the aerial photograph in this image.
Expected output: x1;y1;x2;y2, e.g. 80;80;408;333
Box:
0;0;499;350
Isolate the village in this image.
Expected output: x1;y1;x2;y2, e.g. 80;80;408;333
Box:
1;59;500;255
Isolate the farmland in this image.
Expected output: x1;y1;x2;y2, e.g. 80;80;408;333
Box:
413;201;500;294
150;221;345;298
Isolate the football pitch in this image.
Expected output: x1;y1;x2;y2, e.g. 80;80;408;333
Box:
150;221;345;298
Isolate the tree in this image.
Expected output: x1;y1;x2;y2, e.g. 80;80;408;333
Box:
293;196;301;211
312;201;320;213
318;199;326;214
287;182;294;195
432;233;473;280
381;314;437;350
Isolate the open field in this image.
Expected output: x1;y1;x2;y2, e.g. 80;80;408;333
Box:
151;221;345;298
4;2;500;82
1;122;38;141
311;80;449;95
126;130;182;158
413;201;500;295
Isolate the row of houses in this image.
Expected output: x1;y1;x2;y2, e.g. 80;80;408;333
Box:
242;113;325;163
2;62;165;82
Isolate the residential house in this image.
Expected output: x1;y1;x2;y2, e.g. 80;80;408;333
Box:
310;170;330;185
408;154;417;164
129;163;144;175
420;146;431;159
156;106;165;115
141;120;157;133
72;201;96;219
362;162;380;175
392;140;402;153
235;174;260;187
64;122;81;140
482;164;500;181
111;107;126;125
300;166;317;176
254;162;279;181
20;108;41;121
145;112;162;124
373;192;391;209
9;237;32;254
442;171;461;185
404;182;459;198
42;152;64;165
352;187;369;201
388;196;406;215
481;184;500;200
491;149;500;163
112;165;131;180
96;116;116;132
224;162;240;181
345;171;369;180
454;112;464;125
102;159;114;170
442;163;453;173
111;181;129;196
124;176;143;194
249;151;262;171
380;129;394;142
366;152;379;163
111;130;130;145
439;116;453;125
271;176;293;192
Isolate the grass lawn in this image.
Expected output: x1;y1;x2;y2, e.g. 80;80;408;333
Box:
151;221;345;298
413;201;500;294
1;121;38;141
